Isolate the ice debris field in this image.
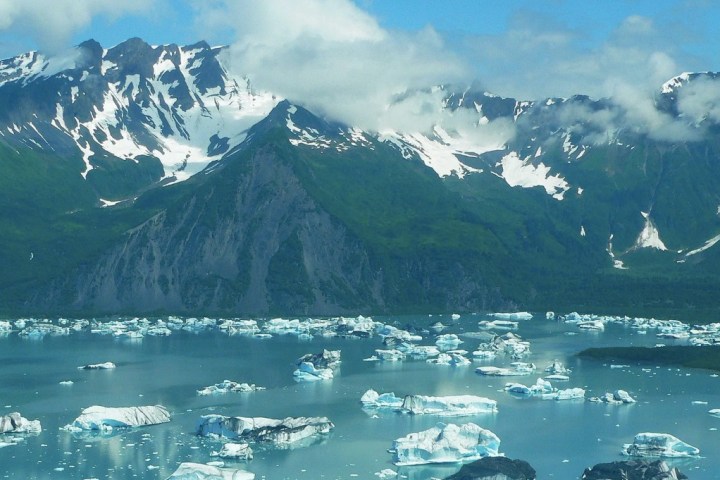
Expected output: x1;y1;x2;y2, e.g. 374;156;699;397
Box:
1;310;720;479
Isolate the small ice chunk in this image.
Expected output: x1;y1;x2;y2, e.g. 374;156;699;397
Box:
78;362;116;370
197;381;265;395
293;362;334;382
211;442;253;460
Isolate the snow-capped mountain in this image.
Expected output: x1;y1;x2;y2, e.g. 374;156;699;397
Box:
0;38;278;194
3;38;720;316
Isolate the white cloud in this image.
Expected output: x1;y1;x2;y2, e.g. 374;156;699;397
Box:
195;0;473;133
0;0;153;54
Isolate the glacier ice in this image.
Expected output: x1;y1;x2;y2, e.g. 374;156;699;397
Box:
296;349;341;369
623;433;700;458
166;462;255;479
489;312;533;320
361;390;496;416
196;415;333;446
392;422;501;466
589;390;636;404
78;361;116;370
0;412;41;434
63;405;170;431
293;361;334;382
211;442;253;460
197;381;265;395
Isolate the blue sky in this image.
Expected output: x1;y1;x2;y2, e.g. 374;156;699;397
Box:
0;0;719;100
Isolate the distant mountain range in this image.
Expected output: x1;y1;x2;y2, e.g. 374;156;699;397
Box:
2;37;720;317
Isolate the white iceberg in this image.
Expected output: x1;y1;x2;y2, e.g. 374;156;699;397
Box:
0;412;41;434
427;352;470;366
392;422;501;466
435;334;463;349
196;415;333;446
211;442;253;460
589;390;636;404
361;390;496;416
623;433;700;457
166;462;254;479
544;360;571;375
64;405;170;431
375;349;405;362
293;362;334;382
709;408;720;417
478;320;519;330
375;468;397;478
197;381;265;395
401;395;497;416
361;390;404;409
489;312;533;320
553;388;585;401
78;362;116;370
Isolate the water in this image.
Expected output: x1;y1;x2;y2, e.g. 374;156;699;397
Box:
1;314;719;479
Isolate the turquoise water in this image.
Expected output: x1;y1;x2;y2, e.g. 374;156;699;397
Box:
1;314;718;479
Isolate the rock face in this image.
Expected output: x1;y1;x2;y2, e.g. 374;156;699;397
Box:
196;415;334;446
581;460;688;480
66;405;171;431
445;457;536;480
392;422;501;466
0;412;41;434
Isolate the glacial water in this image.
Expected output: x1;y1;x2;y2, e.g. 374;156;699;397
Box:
1;314;719;479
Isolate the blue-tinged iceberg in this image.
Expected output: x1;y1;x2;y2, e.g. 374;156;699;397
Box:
391;422;501;466
198;380;265;395
196;415;333;446
63;405;170;431
166;462;254;479
210;442;253;460
623;433;700;457
361;390;404;409
293;362;334;382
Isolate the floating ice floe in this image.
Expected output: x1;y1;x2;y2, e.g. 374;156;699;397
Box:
0;412;41;434
375;468;397;478
476;362;535;377
361;390;496;416
427;351;471;366
391;422;501;466
709;409;720;417
196;415;333;447
63;405;170;432
166;462;255;479
504;378;584;400
544;360;571;375
588;390;636;404
293;362;334;382
489;312;533;321
211;442;253;460
78;362;116;370
622;433;700;458
197;381;265;396
478;320;519;330
296;349;341;369
435;334;463;350
373;349;405;362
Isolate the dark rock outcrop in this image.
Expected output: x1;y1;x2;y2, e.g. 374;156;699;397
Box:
581;460;687;480
445;456;536;480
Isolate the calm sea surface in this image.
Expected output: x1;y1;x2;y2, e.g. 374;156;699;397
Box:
1;313;719;479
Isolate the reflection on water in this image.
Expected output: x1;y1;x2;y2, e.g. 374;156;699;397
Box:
0;314;718;479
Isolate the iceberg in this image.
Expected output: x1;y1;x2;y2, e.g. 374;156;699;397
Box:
361;390;496;416
197;380;265;395
581;459;686;480
553;388;585;401
435;334;463;349
296;349;341;369
391;422;501;466
401;395;497;416
64;405;170;431
166;462;254;479
623;433;700;458
196;415;333;446
0;412;41;434
375;349;405;362
489;312;533;320
293;362;334;382
544;360;571;375
211;442;253;460
427;352;470;366
361;389;404;409
589;390;636;404
78;362;116;370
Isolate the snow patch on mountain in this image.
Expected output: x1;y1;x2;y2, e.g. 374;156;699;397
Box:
685;233;720;257
662;72;693;94
634;212;668;251
496;151;570;200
